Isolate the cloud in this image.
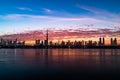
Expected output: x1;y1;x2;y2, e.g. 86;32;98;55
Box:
1;14;101;22
17;7;33;11
1;28;119;41
42;8;53;14
1;14;23;19
77;5;120;21
77;5;112;15
77;5;100;14
107;23;120;29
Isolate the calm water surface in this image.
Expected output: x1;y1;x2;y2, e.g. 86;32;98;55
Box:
0;49;120;80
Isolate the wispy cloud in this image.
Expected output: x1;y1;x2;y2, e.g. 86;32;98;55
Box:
42;8;53;14
1;14;101;22
17;7;33;11
77;5;120;21
77;5;112;15
77;5;100;14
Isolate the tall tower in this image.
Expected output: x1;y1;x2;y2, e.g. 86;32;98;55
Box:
45;29;48;48
114;38;117;46
111;38;113;46
103;37;105;45
99;37;102;45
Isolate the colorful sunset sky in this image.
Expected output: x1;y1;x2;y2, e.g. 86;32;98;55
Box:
0;0;120;45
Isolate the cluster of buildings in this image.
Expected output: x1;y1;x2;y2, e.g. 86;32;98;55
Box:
34;37;118;47
0;38;25;47
0;30;118;48
34;30;118;48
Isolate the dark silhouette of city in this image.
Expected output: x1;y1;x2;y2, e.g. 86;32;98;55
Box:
0;30;120;49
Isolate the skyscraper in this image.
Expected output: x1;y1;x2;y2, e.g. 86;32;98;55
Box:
99;37;102;46
35;39;40;46
98;37;105;46
114;38;117;46
111;38;113;46
103;37;105;45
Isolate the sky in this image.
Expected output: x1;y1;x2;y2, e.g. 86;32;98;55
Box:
0;0;120;45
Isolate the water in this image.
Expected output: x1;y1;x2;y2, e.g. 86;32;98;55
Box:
0;49;120;80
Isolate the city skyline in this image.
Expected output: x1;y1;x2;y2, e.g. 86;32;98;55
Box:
1;29;120;45
0;32;119;46
0;0;120;45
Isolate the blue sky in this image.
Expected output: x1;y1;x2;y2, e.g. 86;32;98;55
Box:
0;0;120;36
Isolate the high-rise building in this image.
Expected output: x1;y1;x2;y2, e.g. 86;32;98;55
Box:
50;41;53;46
61;40;65;46
111;38;117;46
98;37;105;46
87;40;92;46
82;40;84;46
13;39;17;46
0;38;6;46
114;38;117;46
103;37;105;45
7;40;12;46
111;38;113;46
98;37;101;46
99;37;102;45
41;41;44;46
35;40;40;46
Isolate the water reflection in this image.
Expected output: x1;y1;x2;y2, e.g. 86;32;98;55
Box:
0;49;120;71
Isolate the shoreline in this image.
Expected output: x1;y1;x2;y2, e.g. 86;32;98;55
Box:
0;46;120;49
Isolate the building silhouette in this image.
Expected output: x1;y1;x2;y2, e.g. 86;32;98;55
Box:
99;37;102;45
50;41;53;46
45;30;48;48
103;37;105;45
0;36;119;48
35;39;40;46
0;38;6;46
111;38;117;46
13;39;17;46
0;38;25;47
98;37;105;46
61;40;65;46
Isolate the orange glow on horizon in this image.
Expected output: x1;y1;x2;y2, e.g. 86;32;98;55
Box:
25;37;120;45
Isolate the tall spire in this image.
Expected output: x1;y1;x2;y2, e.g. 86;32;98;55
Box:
46;29;48;48
46;29;48;42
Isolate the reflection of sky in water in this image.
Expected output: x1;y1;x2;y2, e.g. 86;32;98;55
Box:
0;49;120;79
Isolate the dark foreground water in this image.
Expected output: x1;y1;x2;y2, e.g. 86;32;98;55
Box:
0;49;120;80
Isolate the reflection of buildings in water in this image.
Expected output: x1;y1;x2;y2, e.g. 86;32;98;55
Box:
61;49;64;56
88;49;92;56
88;49;100;65
45;49;48;56
99;49;105;64
110;49;120;68
63;49;70;55
41;49;44;56
45;49;82;67
111;49;118;56
44;49;67;67
44;49;49;66
23;49;35;57
35;49;41;62
99;49;105;56
88;49;93;64
98;49;120;68
1;49;26;64
14;49;17;62
35;49;40;56
110;49;118;65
